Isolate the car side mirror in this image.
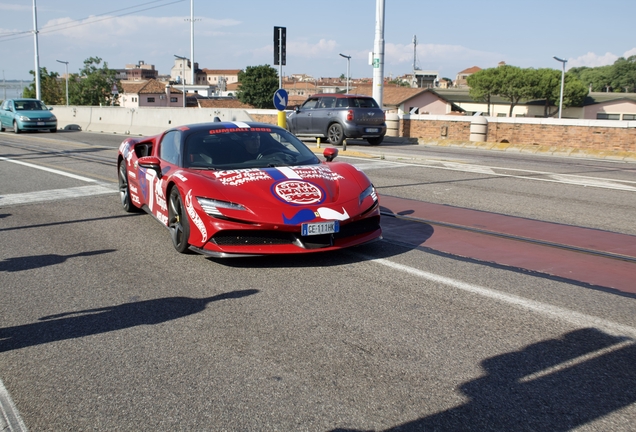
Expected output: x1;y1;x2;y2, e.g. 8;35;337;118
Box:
49;107;54;111
295;107;300;113
323;147;338;162
138;156;163;178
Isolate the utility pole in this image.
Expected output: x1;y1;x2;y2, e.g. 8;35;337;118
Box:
372;0;385;108
32;0;41;100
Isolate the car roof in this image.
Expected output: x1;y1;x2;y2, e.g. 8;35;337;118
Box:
308;94;373;99
175;121;286;134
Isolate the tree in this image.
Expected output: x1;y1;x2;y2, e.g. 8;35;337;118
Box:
467;68;501;115
23;67;65;105
69;56;120;106
236;65;279;109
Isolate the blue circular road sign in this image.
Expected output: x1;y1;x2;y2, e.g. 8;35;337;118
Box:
273;88;288;111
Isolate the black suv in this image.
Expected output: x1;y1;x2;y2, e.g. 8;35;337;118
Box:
287;94;387;145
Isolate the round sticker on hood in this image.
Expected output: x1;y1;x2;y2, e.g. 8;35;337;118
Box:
273;180;324;205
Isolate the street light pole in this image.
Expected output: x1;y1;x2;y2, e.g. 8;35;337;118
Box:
553;56;567;119
339;53;351;94
174;55;186;107
56;60;69;106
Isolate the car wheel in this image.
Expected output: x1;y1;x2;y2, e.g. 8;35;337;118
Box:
327;123;345;145
0;124;5;132
168;187;191;254
13;121;20;134
50;128;57;133
118;161;139;213
366;136;384;146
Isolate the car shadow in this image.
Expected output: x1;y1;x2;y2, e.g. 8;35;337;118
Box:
331;328;636;431
0;289;258;353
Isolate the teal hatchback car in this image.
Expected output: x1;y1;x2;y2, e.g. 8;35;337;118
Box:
0;98;57;133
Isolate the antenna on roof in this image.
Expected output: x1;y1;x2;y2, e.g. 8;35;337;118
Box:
413;35;418;72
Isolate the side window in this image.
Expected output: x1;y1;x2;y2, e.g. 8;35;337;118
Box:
301;98;319;109
319;97;336;108
336;98;349;108
159;131;182;165
1;101;8;110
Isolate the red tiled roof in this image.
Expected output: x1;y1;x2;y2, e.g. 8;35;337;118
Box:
458;66;481;75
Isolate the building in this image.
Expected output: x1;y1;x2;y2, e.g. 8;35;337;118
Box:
200;69;241;88
119;79;184;108
454;66;481;88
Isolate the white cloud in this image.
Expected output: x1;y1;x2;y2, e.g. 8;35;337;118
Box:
567;51;619;69
288;39;338;58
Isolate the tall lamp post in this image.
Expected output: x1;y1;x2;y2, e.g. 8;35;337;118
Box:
174;55;186;107
339;53;351;94
553;56;567;119
56;60;69;106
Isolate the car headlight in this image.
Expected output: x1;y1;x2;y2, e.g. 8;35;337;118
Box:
196;197;246;216
18;116;30;121
50;116;57;121
359;184;378;206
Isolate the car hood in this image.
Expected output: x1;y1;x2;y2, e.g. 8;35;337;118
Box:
18;110;55;119
182;163;371;223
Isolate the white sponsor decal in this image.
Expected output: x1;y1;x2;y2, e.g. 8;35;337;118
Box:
174;172;188;182
185;189;208;242
128;170;136;179
275;180;323;205
131;193;141;205
130;185;138;194
214;169;272;186
145;169;157;211
290;165;344;181
317;207;349;221
156;210;168;225
155;178;167;212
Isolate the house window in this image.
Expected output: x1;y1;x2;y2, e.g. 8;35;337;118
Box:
597;113;620;120
147;97;156;103
171;97;178;103
622;114;636;120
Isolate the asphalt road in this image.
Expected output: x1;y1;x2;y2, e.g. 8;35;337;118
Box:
1;131;635;431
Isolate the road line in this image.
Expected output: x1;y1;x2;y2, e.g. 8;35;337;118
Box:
362;255;636;339
0;185;118;207
0;377;28;432
0;156;97;182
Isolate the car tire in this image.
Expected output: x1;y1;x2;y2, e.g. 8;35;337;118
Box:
366;136;384;146
168;187;192;254
0;124;5;132
118;161;140;213
50;128;57;133
327;123;345;146
13;121;20;134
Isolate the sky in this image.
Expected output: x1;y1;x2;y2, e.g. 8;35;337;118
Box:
1;0;635;83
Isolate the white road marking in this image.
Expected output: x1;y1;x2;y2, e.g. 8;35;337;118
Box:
518;339;634;383
0;377;28;432
0;185;118;207
364;256;636;339
347;156;636;192
0;156;97;182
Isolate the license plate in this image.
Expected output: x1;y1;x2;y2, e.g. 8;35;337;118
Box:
365;128;379;133
302;221;339;236
37;122;45;126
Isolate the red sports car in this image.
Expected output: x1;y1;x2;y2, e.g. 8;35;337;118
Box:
117;121;381;257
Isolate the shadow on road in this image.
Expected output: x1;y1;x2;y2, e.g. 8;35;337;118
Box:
0;290;258;353
332;328;636;431
0;249;117;272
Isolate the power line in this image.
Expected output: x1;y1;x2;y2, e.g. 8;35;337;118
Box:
0;0;185;43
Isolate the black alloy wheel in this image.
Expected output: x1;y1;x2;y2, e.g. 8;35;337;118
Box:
327;123;345;145
168;187;191;254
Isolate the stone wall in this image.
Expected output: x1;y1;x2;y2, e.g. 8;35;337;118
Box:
401;115;636;152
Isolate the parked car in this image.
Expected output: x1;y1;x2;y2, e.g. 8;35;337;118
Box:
287;94;387;146
117;121;382;257
0;98;57;133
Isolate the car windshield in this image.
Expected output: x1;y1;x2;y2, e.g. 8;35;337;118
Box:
184;127;321;170
15;100;46;111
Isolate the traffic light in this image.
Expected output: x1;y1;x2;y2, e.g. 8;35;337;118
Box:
274;26;286;66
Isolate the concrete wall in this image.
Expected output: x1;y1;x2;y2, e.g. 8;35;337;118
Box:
52;106;636;154
53;106;253;136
